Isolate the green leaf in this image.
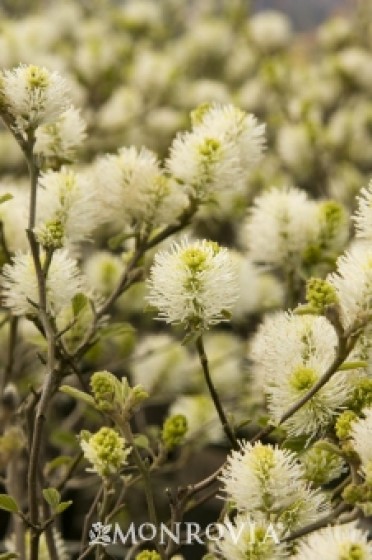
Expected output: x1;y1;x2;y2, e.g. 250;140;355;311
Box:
0;494;19;513
55;500;73;514
72;293;89;317
42;488;60;509
108;231;134;250
0;553;19;559
338;361;368;371
45;455;73;475
282;436;309;453
0;193;13;205
133;434;150;449
59;385;95;406
99;323;136;338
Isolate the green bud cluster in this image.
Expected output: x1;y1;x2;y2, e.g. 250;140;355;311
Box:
162;414;188;449
135;551;161;560
349;378;372;412
335;410;358;440
305;277;338;314
90;370;148;419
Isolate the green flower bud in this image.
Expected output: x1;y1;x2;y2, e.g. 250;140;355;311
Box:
162;414;188;449
350;378;372;412
37;218;64;249
80;427;130;478
135;551;161;560
90;371;119;412
306;277;338;314
335;410;358;440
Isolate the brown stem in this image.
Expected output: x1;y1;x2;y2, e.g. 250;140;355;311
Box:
195;336;238;450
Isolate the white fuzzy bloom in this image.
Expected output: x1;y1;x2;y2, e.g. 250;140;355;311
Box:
1;64;71;133
146;238;238;331
35;168;103;249
336;47;372;91
220;442;328;532
2;249;86;316
246;187;318;267
351;408;372;479
250;313;351;436
169;394;223;444
248;11;292;52
277;124;313;174
328;245;372;329
293;523;372;560
353;181;372;241
212;512;290;560
166;103;265;201
94;146;187;228
35;107;86;161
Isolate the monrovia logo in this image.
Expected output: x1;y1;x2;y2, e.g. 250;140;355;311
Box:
89;522;112;546
88;520;280;547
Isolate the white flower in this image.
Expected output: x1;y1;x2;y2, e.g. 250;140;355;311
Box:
250;313;351;436
35;106;86;161
246;187;318;267
293;523;372;560
248;11;292;52
80;427;131;478
328;245;372;329
166;103;265;201
353;181;372;241
351;408;372;479
146;238;238;332
93;146;187;228
2;249;86;316
34;168;103;249
212;512;290;560
220;442;328;532
1;64;71;133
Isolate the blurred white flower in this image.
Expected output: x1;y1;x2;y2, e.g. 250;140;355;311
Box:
35;168;103;249
250;313;351;436
220;442;328;532
35;106;86;161
130;334;191;395
293;523;372;560
146;238;238;332
2;249;86;316
0;184;29;252
248;11;292;52
246;187;318;267
1;64;71;132
328;245;372;329
169;394;223;444
83;251;124;296
94;146;187;228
